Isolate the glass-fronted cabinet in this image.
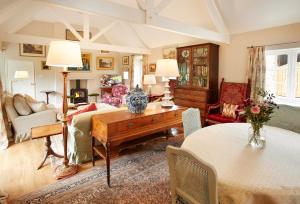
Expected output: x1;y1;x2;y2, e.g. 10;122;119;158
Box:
177;43;219;89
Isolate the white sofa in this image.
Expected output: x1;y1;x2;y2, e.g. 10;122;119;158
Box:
5;95;57;143
67;103;126;164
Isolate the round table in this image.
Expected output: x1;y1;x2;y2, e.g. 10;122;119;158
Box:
181;123;300;204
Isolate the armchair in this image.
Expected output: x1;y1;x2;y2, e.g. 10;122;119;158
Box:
101;84;128;107
206;78;250;125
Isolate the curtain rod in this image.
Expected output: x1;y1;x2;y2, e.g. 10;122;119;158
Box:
247;41;300;48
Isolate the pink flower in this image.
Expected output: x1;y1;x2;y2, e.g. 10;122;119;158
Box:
251;105;260;114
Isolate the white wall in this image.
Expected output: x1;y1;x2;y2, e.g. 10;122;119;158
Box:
4;21;124;106
148;23;300;86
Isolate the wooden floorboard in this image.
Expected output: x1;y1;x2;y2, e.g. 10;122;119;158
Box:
0;134;105;202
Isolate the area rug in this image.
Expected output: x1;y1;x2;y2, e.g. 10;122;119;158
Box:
13;136;183;204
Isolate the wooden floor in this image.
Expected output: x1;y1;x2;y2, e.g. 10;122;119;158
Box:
0;134;105;202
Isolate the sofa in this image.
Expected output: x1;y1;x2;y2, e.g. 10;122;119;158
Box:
67;103;127;164
266;104;300;134
5;94;57;143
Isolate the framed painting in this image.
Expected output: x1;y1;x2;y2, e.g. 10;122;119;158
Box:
149;63;156;73
122;56;129;65
68;53;91;72
163;47;177;59
65;29;92;41
41;61;50;70
97;56;114;70
19;44;46;57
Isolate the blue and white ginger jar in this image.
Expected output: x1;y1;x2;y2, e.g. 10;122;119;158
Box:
126;85;148;114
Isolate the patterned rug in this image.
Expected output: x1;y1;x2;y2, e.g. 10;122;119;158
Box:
13;136;183;204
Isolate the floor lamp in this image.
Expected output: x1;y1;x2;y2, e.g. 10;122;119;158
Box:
46;41;83;179
155;59;179;107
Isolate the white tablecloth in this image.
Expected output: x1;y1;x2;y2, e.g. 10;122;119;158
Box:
181;123;300;204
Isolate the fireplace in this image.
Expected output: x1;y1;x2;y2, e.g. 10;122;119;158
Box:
70;80;88;104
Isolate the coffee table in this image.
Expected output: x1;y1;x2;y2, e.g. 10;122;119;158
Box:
91;104;186;186
31;123;63;170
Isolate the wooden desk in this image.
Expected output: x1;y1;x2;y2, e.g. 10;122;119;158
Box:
91;104;186;186
32;123;63;170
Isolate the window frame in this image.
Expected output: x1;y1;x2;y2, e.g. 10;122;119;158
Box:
265;48;300;106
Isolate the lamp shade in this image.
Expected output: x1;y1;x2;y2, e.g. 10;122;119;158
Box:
143;74;156;85
46;41;83;68
155;59;179;77
14;71;29;79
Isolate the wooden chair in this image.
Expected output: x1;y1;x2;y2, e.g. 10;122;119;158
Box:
166;146;218;204
206;78;250;125
182;108;201;137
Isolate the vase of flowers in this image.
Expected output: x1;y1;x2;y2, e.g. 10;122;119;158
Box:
243;89;278;148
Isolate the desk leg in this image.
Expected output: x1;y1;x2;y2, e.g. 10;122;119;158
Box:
106;142;111;187
92;137;95;166
37;136;63;170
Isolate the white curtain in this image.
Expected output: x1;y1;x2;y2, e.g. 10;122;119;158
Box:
246;46;266;100
0;51;9;150
133;55;143;88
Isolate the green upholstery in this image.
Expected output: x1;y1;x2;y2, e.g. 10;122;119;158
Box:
266;105;300;134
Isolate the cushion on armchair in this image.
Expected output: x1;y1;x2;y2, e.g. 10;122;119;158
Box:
13;94;32;116
222;103;238;118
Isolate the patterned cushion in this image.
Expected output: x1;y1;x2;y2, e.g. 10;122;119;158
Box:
13;94;32;116
222;103;238;118
66;103;97;125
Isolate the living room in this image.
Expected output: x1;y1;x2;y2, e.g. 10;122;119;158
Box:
1;0;300;203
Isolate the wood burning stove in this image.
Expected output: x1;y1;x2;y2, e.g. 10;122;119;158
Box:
70;80;88;104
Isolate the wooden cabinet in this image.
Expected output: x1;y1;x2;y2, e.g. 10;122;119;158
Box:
174;43;219;123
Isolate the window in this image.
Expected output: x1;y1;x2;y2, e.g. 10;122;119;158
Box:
133;55;143;87
265;48;300;106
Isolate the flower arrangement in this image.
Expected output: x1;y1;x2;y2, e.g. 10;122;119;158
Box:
243;89;278;147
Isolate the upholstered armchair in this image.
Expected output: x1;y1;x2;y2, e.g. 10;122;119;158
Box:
101;84;128;107
205;78;250;125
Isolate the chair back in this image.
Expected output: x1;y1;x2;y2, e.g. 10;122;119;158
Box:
219;78;250;107
166;146;218;204
182;108;201;137
112;84;128;97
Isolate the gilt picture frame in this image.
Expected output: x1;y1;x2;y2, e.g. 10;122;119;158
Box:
19;44;46;57
96;56;114;70
68;53;91;72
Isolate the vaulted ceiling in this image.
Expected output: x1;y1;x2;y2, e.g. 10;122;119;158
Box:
0;0;300;54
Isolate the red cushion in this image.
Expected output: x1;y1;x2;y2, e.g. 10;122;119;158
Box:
207;113;237;123
67;103;97;125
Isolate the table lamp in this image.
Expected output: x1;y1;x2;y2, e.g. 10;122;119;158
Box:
143;74;156;95
11;71;29;94
46;41;82;179
155;59;179;107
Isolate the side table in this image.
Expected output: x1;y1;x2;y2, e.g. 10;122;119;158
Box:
31;123;63;170
40;90;55;104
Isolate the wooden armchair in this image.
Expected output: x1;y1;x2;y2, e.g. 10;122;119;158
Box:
205;78;250;125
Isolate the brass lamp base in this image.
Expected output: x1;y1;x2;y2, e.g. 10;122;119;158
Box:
54;164;78;180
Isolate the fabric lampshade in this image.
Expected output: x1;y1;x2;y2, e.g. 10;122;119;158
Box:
14;71;29;79
46;41;83;68
143;74;156;85
155;59;179;77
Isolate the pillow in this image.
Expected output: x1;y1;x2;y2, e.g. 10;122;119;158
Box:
24;94;47;113
66;103;97;125
222;103;238;118
13;94;32;116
